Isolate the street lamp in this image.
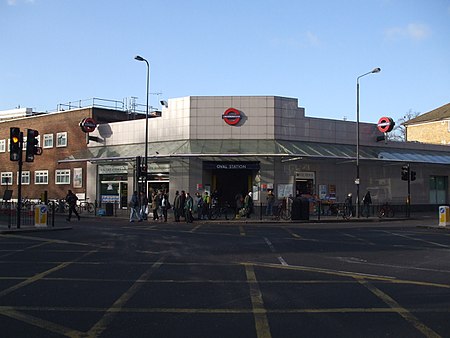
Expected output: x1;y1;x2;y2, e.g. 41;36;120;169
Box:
134;55;150;195
356;67;381;218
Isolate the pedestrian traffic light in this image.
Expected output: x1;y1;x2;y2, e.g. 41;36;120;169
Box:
9;127;21;161
410;170;416;181
401;165;409;181
25;129;42;162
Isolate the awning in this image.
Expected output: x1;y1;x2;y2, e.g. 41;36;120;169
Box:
59;139;450;165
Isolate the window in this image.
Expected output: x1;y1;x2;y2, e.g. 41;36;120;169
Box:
18;171;30;185
43;134;53;148
55;169;71;184
0;139;5;153
35;170;49;184
56;132;67;147
1;172;13;185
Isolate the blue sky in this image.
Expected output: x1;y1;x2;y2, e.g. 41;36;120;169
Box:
1;0;449;124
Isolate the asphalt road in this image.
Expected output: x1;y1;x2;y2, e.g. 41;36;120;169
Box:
0;217;449;338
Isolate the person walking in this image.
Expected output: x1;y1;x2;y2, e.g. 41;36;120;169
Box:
161;190;170;222
66;190;80;222
129;191;142;222
173;191;181;222
185;192;194;223
362;191;372;218
266;190;275;216
202;191;211;220
244;191;254;218
139;191;148;220
195;192;204;220
151;191;161;222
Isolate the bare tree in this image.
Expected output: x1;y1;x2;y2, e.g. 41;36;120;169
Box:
388;109;421;142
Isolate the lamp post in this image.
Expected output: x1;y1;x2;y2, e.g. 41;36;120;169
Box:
134;55;150;196
356;67;381;218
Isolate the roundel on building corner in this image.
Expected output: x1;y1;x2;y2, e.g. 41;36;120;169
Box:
79;117;97;133
222;108;242;126
377;116;395;133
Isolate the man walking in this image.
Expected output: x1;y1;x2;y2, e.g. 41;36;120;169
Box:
66;190;80;222
129;191;142;222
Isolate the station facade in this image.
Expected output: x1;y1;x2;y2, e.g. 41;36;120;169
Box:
63;95;450;210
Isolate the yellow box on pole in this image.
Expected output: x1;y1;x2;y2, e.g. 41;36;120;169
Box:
438;206;449;227
34;204;48;228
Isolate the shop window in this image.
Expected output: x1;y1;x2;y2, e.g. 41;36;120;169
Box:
56;132;67;147
55;169;71;184
35;170;49;185
1;172;12;185
0;139;5;153
18;171;30;185
429;176;448;204
43;134;54;148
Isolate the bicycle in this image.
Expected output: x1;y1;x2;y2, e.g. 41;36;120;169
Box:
77;199;95;214
209;202;233;220
273;203;291;220
378;202;394;218
336;203;352;220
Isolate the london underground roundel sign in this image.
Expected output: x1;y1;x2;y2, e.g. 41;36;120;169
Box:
377;116;395;133
222;108;242;125
79;117;97;133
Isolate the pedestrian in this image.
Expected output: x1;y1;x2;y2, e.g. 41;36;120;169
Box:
161;190;170;222
185;192;194;223
244;191;254;218
179;190;186;220
195;192;204;220
66;189;80;221
362;191;372;218
235;192;243;216
266;190;275;216
345;193;353;218
139;191;148;220
151;191;160;221
173;191;181;222
129;191;142;222
202;191;210;220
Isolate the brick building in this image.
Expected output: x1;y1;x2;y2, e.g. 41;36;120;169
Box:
0;105;138;202
405;103;450;145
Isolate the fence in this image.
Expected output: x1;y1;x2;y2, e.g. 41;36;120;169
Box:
0;202;58;229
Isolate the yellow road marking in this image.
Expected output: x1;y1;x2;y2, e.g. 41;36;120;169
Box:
357;278;442;338
239;225;246;236
86;256;166;338
0;250;98;299
245;264;272;338
0;308;84;337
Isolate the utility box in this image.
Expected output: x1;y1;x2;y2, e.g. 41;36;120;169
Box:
34;204;48;228
439;206;450;227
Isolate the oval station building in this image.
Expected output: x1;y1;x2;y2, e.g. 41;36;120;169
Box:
56;95;450;212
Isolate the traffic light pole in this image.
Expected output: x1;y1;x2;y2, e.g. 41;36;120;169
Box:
16;132;23;229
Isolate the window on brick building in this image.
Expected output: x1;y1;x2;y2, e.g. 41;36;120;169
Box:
43;134;53;148
0;139;5;153
55;169;71;184
35;170;49;184
1;172;13;185
56;132;67;147
18;171;30;185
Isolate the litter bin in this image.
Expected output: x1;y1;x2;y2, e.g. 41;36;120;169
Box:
291;198;302;220
105;203;114;216
439;206;449;227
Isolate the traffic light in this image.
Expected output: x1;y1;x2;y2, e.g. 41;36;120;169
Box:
25;129;42;162
410;170;416;181
9;127;21;161
401;165;409;181
141;165;147;177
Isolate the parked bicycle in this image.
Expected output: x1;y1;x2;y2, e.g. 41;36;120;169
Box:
209;202;233;220
273;202;291;220
77;199;95;214
378;202;394;218
334;202;352;220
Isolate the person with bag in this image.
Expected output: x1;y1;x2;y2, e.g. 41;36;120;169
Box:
139;191;149;220
129;191;142;222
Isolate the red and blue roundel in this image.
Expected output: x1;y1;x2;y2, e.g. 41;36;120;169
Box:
222;108;242;125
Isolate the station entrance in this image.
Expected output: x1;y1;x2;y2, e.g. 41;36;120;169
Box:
204;161;260;206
